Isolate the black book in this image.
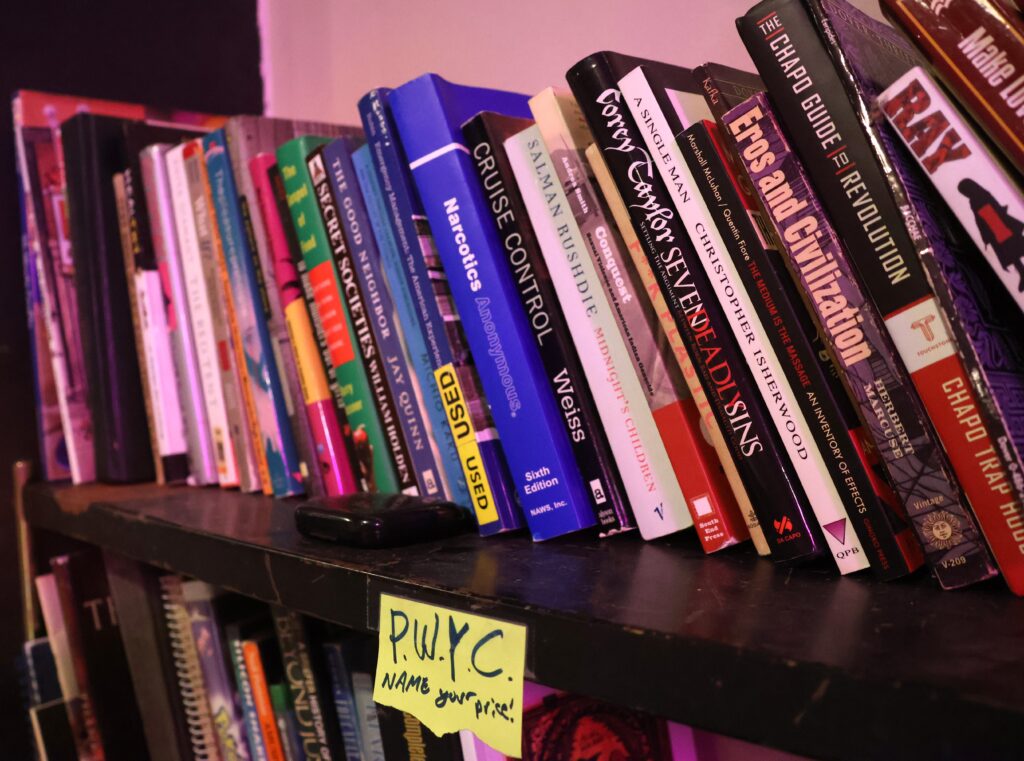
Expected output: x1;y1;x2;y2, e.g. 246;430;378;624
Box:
682;120;922;580
62;113;153;482
567;51;822;562
51;549;149;761
376;705;464;760
462;110;633;535
30;698;78;761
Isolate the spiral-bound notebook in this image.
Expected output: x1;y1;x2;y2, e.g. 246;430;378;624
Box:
160;575;220;761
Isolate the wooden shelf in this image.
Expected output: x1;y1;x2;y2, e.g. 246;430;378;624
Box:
24;481;1024;761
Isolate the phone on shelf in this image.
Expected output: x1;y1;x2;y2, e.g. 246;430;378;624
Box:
294;493;472;548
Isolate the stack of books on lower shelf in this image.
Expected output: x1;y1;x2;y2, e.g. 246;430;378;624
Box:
22;547;803;761
15;0;1024;594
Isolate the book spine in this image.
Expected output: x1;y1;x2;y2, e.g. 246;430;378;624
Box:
394;99;599;540
249;153;358;497
205;131;304;497
141;145;220;486
322;644;364;761
271;609;333;761
740;0;999;585
226;630;270;761
730;92;997;588
880;0;1024;174
353;144;463;503
465;114;632;534
270;683;303;761
114;171;166;485
184;140;261;492
159;576;219;761
323;141;439;496
350;672;385;761
277;138;398;494
692;118;916;574
586;142;760;551
532;91;715;539
166;143;240;487
182;590;251;760
879;68;1024;316
225;120;324;499
568;58;820;561
242;642;287;761
359;90;518;529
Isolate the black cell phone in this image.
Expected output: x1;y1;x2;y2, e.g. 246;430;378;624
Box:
294;493;471;548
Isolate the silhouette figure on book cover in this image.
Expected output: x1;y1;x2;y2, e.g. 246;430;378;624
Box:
959;178;1024;292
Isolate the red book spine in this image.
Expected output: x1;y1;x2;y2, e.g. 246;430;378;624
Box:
881;0;1024;175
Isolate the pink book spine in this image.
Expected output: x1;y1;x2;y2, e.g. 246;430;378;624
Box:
249;153;357;496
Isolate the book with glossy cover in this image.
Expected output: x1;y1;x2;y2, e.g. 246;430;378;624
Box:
880;67;1024;315
243;637;287;761
184;138;263;492
51;550;148;760
166;141;241;487
464;110;632;535
141;144;220;486
62;113;154;483
586;142;761;553
567;51;820;562
322;136;441;496
353;143;462;502
727;91;996;588
531;86;729;541
739;0;1001;586
391;73;597;539
377;706;463;760
250;152;358;497
278;136;398;493
880;0;1024;175
205;129;304;497
224;116;362;497
358;87;516;531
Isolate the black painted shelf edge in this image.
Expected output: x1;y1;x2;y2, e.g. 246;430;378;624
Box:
23;482;1024;761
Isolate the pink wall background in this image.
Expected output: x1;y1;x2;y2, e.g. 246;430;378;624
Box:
258;0;885;123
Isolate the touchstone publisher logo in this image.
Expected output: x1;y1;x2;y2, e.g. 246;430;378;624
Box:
911;314;936;342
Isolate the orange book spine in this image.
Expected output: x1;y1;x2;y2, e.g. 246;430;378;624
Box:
241;641;286;761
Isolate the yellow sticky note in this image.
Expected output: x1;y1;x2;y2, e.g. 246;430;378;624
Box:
374;594;526;758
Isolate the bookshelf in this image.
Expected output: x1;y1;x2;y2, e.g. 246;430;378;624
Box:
23;481;1024;761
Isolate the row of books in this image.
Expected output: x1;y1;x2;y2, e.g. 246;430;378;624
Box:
16;0;1024;591
23;547;800;761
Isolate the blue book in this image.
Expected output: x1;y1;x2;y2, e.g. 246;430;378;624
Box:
323;136;445;498
352;143;469;506
358;88;519;535
203;130;304;497
390;74;597;540
322;643;363;761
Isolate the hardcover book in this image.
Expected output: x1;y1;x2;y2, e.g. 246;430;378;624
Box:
205;129;305;497
377;706;463;760
880;0;1024;176
726;92;995;589
224;116;361;497
586;142;761;553
358;88;518;529
250;152;358;497
390;73;595;540
322;136;442;496
567;51;820;562
880;67;1024;315
51;550;148;760
166;140;241;488
528;88;699;540
61;113;154;483
739;0;1000;586
141;144;220;486
277;136;398;494
322;642;364;761
353;143;462;502
464;110;633;535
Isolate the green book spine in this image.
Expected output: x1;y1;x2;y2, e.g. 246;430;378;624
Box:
276;137;397;492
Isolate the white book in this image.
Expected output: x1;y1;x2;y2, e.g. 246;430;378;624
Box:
35;574;77;702
142;145;219;486
620;66;867;574
165;142;239;488
507;125;691;539
880;66;1024;316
